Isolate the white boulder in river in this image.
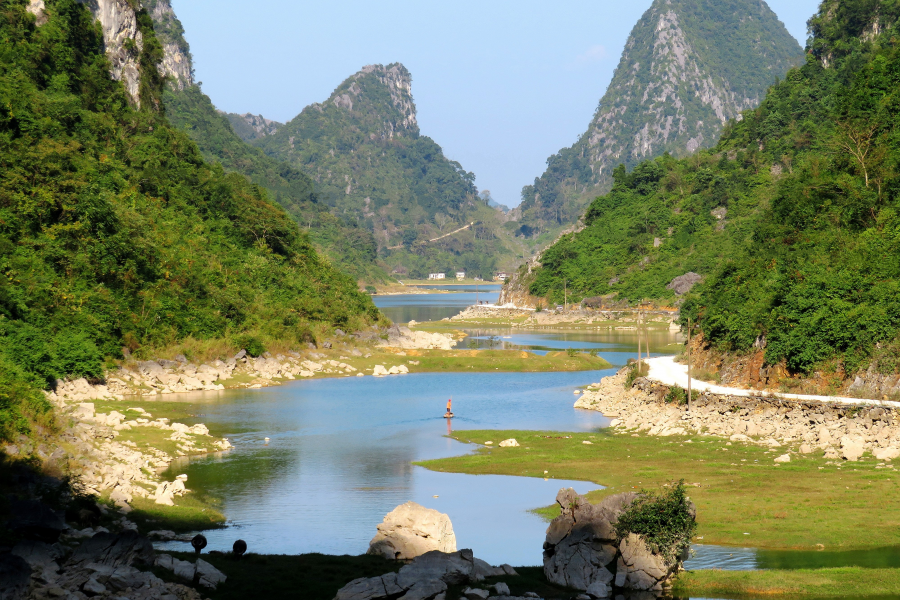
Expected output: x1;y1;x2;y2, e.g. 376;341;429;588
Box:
367;501;457;560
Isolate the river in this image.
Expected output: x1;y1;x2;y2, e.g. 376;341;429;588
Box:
157;288;899;581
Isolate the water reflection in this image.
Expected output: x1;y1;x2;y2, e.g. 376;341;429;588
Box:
156;371;612;565
374;289;500;323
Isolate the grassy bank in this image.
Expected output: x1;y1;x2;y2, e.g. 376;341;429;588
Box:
417;429;900;551
675;567;900;598
397;349;610;373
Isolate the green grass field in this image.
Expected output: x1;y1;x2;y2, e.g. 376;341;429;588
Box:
418;429;900;551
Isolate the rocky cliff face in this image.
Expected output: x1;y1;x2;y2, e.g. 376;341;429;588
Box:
29;0;144;102
28;0;193;104
144;0;193;90
516;0;804;238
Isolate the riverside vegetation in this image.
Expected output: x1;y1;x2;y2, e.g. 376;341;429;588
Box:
515;0;900;388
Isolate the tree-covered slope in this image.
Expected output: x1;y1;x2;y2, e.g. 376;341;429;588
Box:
251;64;522;278
0;0;379;436
515;0;803;243
164;86;388;282
523;0;900;378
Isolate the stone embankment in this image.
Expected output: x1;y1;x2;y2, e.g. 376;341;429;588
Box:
577;370;900;463
54;350;369;400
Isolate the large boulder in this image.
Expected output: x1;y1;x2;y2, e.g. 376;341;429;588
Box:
543;489;689;594
367;501;456;560
666;272;702;295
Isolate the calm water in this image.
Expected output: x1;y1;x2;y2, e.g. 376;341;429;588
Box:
373;285;501;323
157;370;613;565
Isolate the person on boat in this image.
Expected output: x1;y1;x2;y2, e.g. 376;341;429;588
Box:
444;398;453;418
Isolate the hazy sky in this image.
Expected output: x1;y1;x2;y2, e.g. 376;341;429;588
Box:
172;0;821;208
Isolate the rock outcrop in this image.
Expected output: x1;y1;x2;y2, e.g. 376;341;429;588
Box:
335;550;526;600
377;326;456;350
27;0;195;104
145;0;194;89
543;489;689;595
367;502;457;560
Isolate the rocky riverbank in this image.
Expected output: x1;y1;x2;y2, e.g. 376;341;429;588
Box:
577;370;900;463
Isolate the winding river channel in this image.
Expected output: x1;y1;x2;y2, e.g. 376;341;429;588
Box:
156;286;899;587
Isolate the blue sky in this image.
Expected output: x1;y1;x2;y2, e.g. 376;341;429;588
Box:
171;0;821;208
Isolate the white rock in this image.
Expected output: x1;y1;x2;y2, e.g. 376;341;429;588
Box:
499;439;519;448
373;365;389;377
774;454;791;463
875;448;900;461
367;501;457;560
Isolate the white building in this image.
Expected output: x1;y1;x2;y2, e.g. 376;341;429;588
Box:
494;272;509;281
456;272;466;280
428;273;446;280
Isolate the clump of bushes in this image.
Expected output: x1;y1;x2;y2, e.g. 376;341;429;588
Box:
624;360;649;388
236;335;266;358
615;480;697;566
663;385;698;406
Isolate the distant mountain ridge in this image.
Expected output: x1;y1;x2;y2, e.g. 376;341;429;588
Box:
515;0;804;240
226;113;284;142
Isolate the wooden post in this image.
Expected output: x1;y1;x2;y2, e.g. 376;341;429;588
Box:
687;317;693;412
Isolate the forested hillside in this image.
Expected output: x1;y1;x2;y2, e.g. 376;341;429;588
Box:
521;0;900;379
0;0;379;437
514;0;803;246
252;64;523;279
164;86;389;282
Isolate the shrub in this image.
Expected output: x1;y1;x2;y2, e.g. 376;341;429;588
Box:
237;335;266;358
615;480;697;566
624;361;649;388
535;302;544;313
566;348;578;357
365;285;377;295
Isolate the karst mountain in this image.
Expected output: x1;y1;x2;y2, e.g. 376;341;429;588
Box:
514;0;804;242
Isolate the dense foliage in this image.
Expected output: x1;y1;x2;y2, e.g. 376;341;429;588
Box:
614;481;697;567
0;0;378;437
528;0;900;377
515;0;803;244
163;86;388;282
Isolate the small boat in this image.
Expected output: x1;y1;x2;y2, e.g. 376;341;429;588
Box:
443;412;454;419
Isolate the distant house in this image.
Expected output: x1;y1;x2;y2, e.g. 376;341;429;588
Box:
456;272;466;280
428;273;446;280
494;272;509;281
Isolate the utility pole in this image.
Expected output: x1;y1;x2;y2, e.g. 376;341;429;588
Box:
475;279;479;306
636;310;642;367
564;279;567;311
687;317;693;412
